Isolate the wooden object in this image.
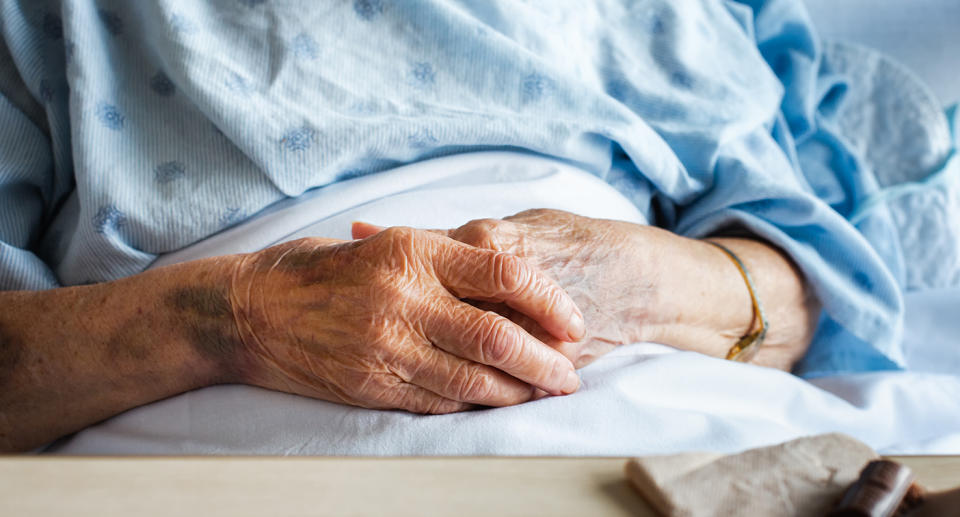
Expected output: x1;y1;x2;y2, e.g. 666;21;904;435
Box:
0;456;957;516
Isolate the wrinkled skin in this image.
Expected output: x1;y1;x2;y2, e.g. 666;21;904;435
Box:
354;209;817;372
229;226;585;414
352;210;664;368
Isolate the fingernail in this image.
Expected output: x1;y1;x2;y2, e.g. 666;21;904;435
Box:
561;369;580;394
567;311;585;341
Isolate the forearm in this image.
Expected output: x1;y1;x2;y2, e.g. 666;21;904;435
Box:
0;255;242;451
0;227;584;450
640;229;819;370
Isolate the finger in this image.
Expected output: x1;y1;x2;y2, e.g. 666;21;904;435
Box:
425;298;580;396
469;300;584;366
434;242;585;342
400;343;535;406
531;388;551;401
394;384;473;414
351;221;385;240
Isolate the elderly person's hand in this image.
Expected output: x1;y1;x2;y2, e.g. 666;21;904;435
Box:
230;227;584;413
0;226;585;451
353;209;819;371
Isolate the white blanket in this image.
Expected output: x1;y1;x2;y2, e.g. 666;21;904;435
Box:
49;152;960;455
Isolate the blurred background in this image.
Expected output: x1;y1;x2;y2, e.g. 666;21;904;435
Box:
804;0;960;106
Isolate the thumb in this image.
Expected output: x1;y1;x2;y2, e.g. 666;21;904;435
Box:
351;221;386;240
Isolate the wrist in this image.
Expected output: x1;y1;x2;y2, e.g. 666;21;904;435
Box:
640;232;817;369
83;253;250;390
160;253;251;386
222;248;270;387
100;254;247;390
221;237;348;392
636;230;755;357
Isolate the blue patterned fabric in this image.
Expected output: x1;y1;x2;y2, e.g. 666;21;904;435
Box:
1;0;957;376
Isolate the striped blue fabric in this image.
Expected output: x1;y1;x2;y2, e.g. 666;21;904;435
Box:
0;0;957;375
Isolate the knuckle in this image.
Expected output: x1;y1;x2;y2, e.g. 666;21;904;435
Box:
380;225;413;239
540;283;564;313
492;252;529;294
466;218;502;233
478;314;521;365
377;226;420;251
459;219;503;249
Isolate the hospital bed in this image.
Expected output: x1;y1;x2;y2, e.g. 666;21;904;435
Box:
45;0;960;456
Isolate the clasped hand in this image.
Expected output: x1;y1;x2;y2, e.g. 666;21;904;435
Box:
353;209;663;369
230;208;811;414
229;226;585;414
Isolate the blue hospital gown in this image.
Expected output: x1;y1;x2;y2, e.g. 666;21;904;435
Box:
0;0;957;376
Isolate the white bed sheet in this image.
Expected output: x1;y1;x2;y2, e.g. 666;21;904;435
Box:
48;152;960;456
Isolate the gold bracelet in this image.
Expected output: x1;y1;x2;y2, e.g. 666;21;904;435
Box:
706;241;768;362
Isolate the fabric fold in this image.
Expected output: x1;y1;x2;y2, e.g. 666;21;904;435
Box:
0;0;956;374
